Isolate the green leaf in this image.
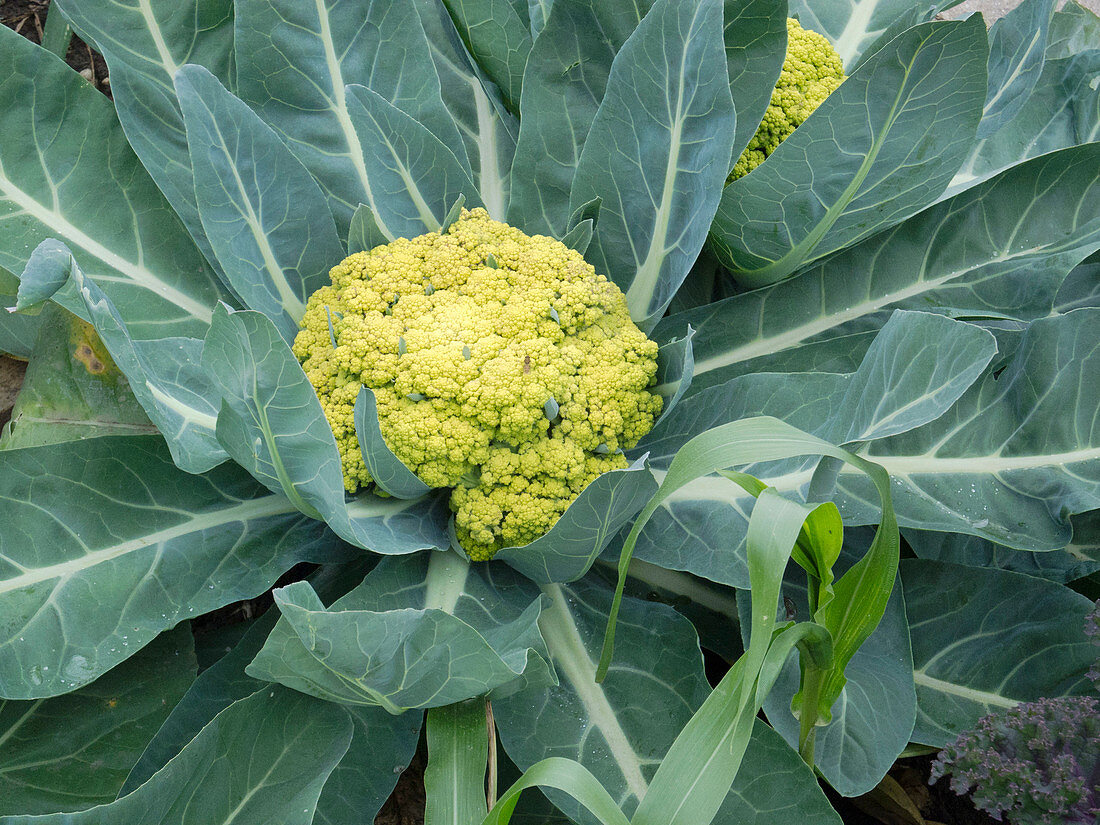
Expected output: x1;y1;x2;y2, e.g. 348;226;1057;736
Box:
947;51;1100;196
415;0;518;221
1047;1;1100;59
662;144;1100;392
348;205;392;255
723;0;789;166
0;626;196;815
902;559;1098;746
234;0;469;239
0;305;155;449
201;305;450;553
493;577;838;824
11;240;72;313
832;310;1100;550
425;700;489;825
248;552;553;712
442;0;533;113
908;527;1100;583
750;539;915;797
174;65;344;342
0;688;353;825
0;435;332;699
634;311;993;587
570;0;735;330
710;18;988;288
507;0;645;236
0;27;227;337
343;84;483;240
51;0;234;281
483;758;630;825
978;0;1055;137
67;265;226;473
355;388;431;500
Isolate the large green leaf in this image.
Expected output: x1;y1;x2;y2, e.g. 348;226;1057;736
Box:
749;540;915;797
0;688;353;825
200;305;450;553
415;0;518;221
832;309;1100;550
710;18;987;287
507;0;645;237
0;435;333;699
0;305;155;449
247;552;552;712
493;578;839;824
570;0;735;330
51;0;234;280
0;625;195;815
633;311;995;587
0;27;227;337
661;144;1100;394
977;0;1055;137
906;527;1100;584
234;0;469;239
902;559;1098;746
122;590;422;825
175;65;343;341
442;0;533;113
946;50;1100;196
343;84;483;240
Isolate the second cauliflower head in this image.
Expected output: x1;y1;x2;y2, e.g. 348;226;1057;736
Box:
729;18;845;181
295;208;663;561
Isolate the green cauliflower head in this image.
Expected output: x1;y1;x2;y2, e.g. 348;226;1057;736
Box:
729;18;845;181
294;208;663;561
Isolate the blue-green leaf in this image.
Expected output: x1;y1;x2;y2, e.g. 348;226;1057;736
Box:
0;435;332;699
201;304;450;553
248;552;553;711
570;0;735;330
507;0;644;236
12;240;72;313
175;65;343;342
710;18;988;288
355;388;430;500
51;0;234;280
903;559;1098;746
442;0;533;113
978;0;1055;137
343;84;482;241
234;0;468;239
0;626;196;815
905;528;1100;584
0;26;226;337
0;688;353;825
1047;0;1100;59
723;0;789;165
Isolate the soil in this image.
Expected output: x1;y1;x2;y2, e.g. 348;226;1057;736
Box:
0;3;1032;824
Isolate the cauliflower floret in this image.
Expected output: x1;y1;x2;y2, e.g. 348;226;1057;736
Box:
729;18;845;182
294;208;663;560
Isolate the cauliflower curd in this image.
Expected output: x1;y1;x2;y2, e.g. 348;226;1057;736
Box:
294;208;662;560
730;18;845;181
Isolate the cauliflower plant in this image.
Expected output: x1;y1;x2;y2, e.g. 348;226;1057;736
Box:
294;209;663;560
730;18;845;181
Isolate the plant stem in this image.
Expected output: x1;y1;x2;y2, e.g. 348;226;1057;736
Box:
425;699;489;825
486;699;497;811
41;4;73;60
797;667;826;766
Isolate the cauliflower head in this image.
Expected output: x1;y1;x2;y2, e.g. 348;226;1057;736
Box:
729;18;845;181
294;208;663;561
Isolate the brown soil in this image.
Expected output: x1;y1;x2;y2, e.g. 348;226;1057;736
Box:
0;357;26;430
